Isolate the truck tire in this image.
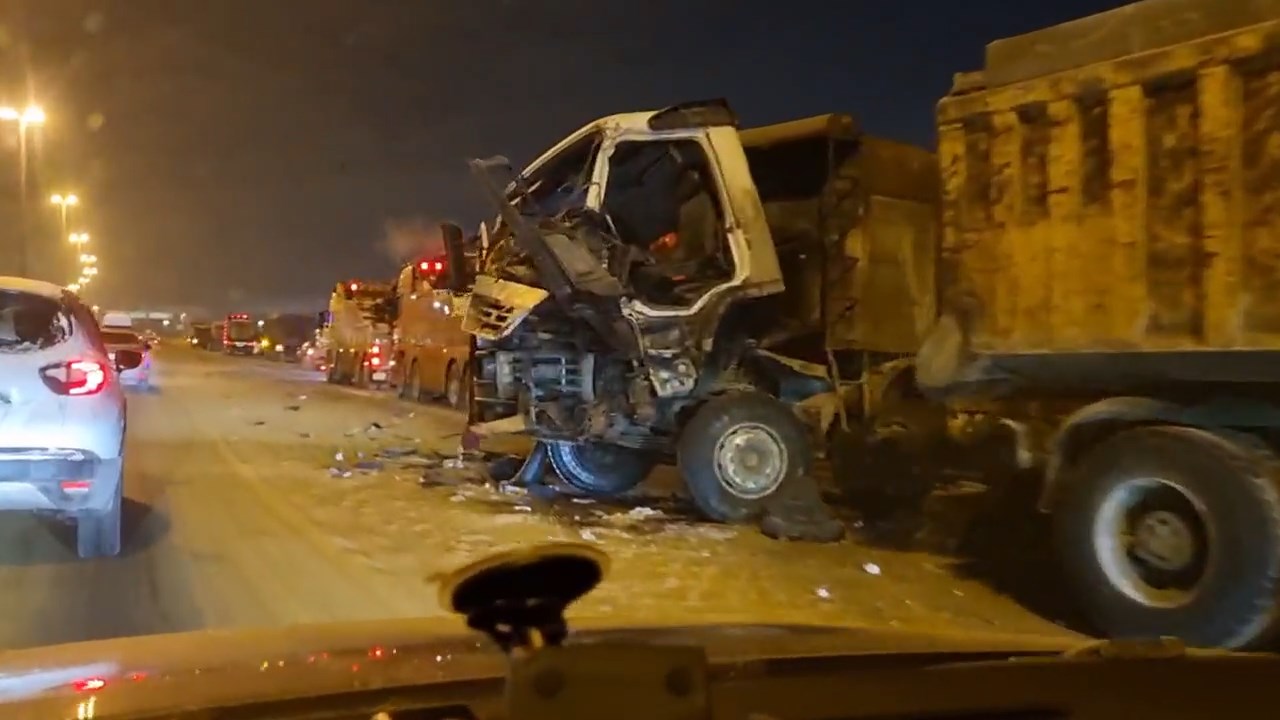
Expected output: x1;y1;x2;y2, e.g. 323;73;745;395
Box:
677;392;813;523
547;441;654;496
1054;425;1280;649
401;360;422;402
354;355;368;388
445;362;466;410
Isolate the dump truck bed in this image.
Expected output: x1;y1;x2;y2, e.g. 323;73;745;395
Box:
739;115;939;356
936;0;1280;357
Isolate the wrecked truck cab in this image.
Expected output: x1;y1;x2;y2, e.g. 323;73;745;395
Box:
461;99;819;523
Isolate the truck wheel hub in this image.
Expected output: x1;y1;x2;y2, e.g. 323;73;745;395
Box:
1093;476;1210;608
714;423;786;499
1132;510;1195;571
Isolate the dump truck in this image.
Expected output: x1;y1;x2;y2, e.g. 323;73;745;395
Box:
909;0;1280;649
261;313;316;362
439;0;1280;649
324;280;394;387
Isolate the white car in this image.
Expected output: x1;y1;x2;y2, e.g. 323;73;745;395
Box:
0;277;143;558
101;327;153;390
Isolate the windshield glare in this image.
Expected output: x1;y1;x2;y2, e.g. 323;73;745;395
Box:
5;4;1264;714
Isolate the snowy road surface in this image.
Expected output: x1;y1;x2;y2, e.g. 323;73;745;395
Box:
0;345;1077;650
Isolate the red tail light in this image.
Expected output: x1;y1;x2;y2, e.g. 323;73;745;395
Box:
72;677;107;692
40;359;108;396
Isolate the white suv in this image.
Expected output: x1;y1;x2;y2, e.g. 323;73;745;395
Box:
0;277;142;558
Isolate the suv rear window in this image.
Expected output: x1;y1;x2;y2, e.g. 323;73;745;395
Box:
0;290;71;352
102;330;141;346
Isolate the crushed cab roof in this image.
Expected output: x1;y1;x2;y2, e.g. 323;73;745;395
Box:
0;276;67;299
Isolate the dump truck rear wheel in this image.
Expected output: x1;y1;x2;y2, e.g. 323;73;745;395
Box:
678;392;813;523
1054;425;1280;649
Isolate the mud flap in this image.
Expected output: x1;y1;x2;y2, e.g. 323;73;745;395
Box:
758;468;845;543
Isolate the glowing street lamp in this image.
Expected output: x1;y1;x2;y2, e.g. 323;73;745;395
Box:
0;105;45;275
69;232;90;245
0;105;44;126
50;193;80;239
79;253;97;264
68;283;81;292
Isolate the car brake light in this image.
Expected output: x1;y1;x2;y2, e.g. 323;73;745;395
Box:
40;360;108;396
72;677;107;692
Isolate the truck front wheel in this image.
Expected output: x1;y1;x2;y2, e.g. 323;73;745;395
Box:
1054;425;1280;649
677;392;813;523
547;441;654;496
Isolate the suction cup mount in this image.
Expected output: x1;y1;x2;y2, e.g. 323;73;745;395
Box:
438;542;608;654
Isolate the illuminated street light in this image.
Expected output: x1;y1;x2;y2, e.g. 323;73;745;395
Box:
68;283;80;292
79;253;97;263
19;106;44;126
0;105;45;275
0;105;43;126
83;266;98;276
51;194;80;241
69;232;90;245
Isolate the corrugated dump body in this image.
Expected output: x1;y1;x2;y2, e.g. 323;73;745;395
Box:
936;0;1280;354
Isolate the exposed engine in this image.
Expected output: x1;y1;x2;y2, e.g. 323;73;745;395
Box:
471;301;672;449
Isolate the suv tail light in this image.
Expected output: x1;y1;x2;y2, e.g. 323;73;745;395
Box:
40;359;108;396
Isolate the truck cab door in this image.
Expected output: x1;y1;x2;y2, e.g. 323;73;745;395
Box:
592;124;784;316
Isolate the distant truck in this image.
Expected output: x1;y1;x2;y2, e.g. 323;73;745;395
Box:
444;0;1280;650
391;247;473;409
324;280;394;387
187;323;215;350
260;313;314;362
222;313;259;356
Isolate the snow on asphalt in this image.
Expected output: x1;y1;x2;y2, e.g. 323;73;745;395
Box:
0;345;1075;650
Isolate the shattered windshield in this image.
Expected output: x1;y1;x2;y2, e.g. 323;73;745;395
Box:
0;291;69;352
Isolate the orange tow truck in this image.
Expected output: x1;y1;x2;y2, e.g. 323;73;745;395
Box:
390;253;471;408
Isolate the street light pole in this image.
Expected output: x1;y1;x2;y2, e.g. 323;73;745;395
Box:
1;105;45;276
49;193;78;239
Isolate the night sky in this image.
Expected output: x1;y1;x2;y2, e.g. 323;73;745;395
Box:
1;0;1128;313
